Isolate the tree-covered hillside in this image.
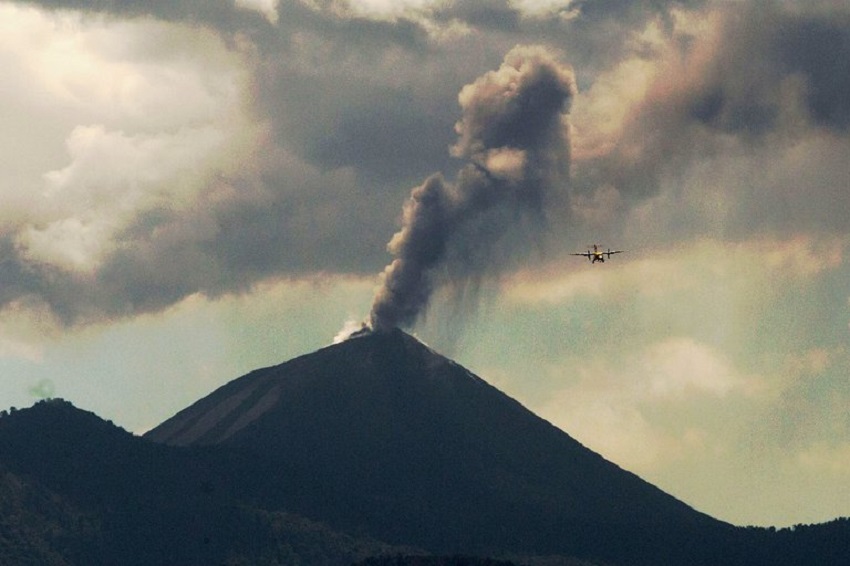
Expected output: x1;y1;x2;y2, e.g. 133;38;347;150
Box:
1;394;848;566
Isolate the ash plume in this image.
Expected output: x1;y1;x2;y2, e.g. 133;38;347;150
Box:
369;45;576;332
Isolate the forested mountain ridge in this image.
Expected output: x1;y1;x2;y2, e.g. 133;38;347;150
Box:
0;399;414;566
1;330;848;565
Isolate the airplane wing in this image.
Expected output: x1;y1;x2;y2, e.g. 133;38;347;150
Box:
571;252;592;258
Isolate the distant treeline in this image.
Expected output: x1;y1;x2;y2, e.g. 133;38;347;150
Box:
354;556;520;566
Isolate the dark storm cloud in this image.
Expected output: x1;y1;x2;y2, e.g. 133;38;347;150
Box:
776;14;850;131
369;46;575;331
14;0;710;188
679;6;850;135
26;162;395;324
0;238;42;307
250;0;704;192
13;0;273;34
252;54;458;186
2;0;458;323
5;0;848;326
437;0;520;33
572;2;850;236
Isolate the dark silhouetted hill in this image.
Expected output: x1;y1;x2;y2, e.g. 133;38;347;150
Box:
0;399;414;565
2;331;848;565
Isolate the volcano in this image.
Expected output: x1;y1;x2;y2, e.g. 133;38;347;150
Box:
4;329;848;565
144;328;728;562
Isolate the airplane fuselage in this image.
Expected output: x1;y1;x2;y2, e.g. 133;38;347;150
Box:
572;245;624;264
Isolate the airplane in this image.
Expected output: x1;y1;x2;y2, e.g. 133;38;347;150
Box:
572;244;624;263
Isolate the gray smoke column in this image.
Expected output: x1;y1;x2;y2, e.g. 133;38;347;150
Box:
369;45;576;332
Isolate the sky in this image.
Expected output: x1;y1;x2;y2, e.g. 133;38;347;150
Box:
1;0;849;528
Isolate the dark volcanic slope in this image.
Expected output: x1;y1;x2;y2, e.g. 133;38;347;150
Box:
146;329;728;560
0;400;414;566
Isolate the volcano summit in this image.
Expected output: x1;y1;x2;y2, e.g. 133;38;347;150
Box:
145;328;727;561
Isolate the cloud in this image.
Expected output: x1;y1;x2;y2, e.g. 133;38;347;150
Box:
12;0;271;33
538;335;755;473
568;2;850;241
15;124;228;274
2;0;848;332
508;0;578;20
642;337;748;399
0;334;45;363
504;236;844;313
234;0;279;23
544;373;674;472
797;442;850;477
331;0;442;21
0;3;399;324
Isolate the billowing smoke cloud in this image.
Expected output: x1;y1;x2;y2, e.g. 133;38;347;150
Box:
369;46;575;331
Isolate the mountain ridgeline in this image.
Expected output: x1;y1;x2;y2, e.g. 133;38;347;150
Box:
1;329;848;565
145;329;724;556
